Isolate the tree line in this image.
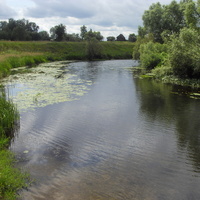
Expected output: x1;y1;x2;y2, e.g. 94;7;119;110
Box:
133;0;200;79
0;19;136;42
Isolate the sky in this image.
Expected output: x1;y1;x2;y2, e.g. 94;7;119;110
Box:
1;0;173;39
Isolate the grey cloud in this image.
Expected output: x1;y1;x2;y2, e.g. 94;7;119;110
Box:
0;2;17;18
22;0;173;36
25;0;97;18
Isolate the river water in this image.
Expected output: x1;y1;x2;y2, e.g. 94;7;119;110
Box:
3;60;200;199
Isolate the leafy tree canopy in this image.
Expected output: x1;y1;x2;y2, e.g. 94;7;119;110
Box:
107;36;115;41
0;18;40;41
139;0;200;42
128;33;137;42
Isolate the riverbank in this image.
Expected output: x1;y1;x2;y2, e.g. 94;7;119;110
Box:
0;88;29;200
136;67;200;88
0;41;134;78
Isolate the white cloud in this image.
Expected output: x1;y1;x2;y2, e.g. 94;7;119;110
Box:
2;0;174;38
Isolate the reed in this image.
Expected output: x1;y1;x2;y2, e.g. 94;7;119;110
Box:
0;86;29;200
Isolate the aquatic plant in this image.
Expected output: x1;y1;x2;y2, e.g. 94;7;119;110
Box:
2;61;93;112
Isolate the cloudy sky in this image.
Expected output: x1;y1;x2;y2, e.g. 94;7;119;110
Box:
1;0;173;39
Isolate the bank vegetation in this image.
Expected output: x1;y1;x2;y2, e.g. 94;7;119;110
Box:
132;0;200;88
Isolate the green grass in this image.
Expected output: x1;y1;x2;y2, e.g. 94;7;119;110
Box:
0;150;29;200
101;41;134;59
0;87;29;200
0;41;135;78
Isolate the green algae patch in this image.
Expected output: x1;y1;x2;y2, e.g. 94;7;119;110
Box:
2;61;93;112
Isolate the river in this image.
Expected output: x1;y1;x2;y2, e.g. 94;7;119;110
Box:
3;60;200;200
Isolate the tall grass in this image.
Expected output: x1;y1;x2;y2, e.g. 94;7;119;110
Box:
0;87;19;138
0;86;29;200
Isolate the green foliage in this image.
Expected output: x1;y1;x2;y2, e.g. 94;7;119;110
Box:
65;33;81;42
0;87;29;200
0;150;29;200
134;0;200;81
151;65;173;78
107;36;115;41
50;24;66;41
132;34;154;60
80;25;87;40
85;29;104;41
139;41;168;70
38;31;50;41
0;90;19;138
141;1;186;42
0;18;41;41
183;0;200;30
86;38;102;60
128;33;137;42
80;25;103;41
142;2;164;42
169;28;200;78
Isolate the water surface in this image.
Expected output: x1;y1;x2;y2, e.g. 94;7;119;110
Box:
4;60;200;200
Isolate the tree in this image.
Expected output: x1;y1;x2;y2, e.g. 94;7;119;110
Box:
169;28;200;78
86;37;102;60
66;33;81;41
80;25;87;40
142;2;164;42
116;34;126;41
26;21;39;33
128;33;137;42
107;36;115;41
11;26;26;41
138;26;147;38
183;0;200;30
142;1;186;42
0;18;40;41
54;24;66;41
38;31;50;40
50;27;56;40
139;41;168;70
84;29;104;41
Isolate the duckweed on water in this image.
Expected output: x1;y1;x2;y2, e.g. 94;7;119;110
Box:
2;61;93;112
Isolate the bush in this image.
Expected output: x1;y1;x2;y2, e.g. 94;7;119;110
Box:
152;65;173;78
169;28;200;78
132;34;154;60
86;38;102;60
139;41;168;70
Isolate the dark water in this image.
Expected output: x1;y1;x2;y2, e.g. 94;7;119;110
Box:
7;60;200;199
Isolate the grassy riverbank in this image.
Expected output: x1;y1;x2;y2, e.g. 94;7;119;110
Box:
0;41;134;78
0;87;29;200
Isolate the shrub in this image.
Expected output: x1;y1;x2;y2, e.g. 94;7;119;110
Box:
152;65;173;78
139;41;168;70
169;28;200;78
86;38;102;60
